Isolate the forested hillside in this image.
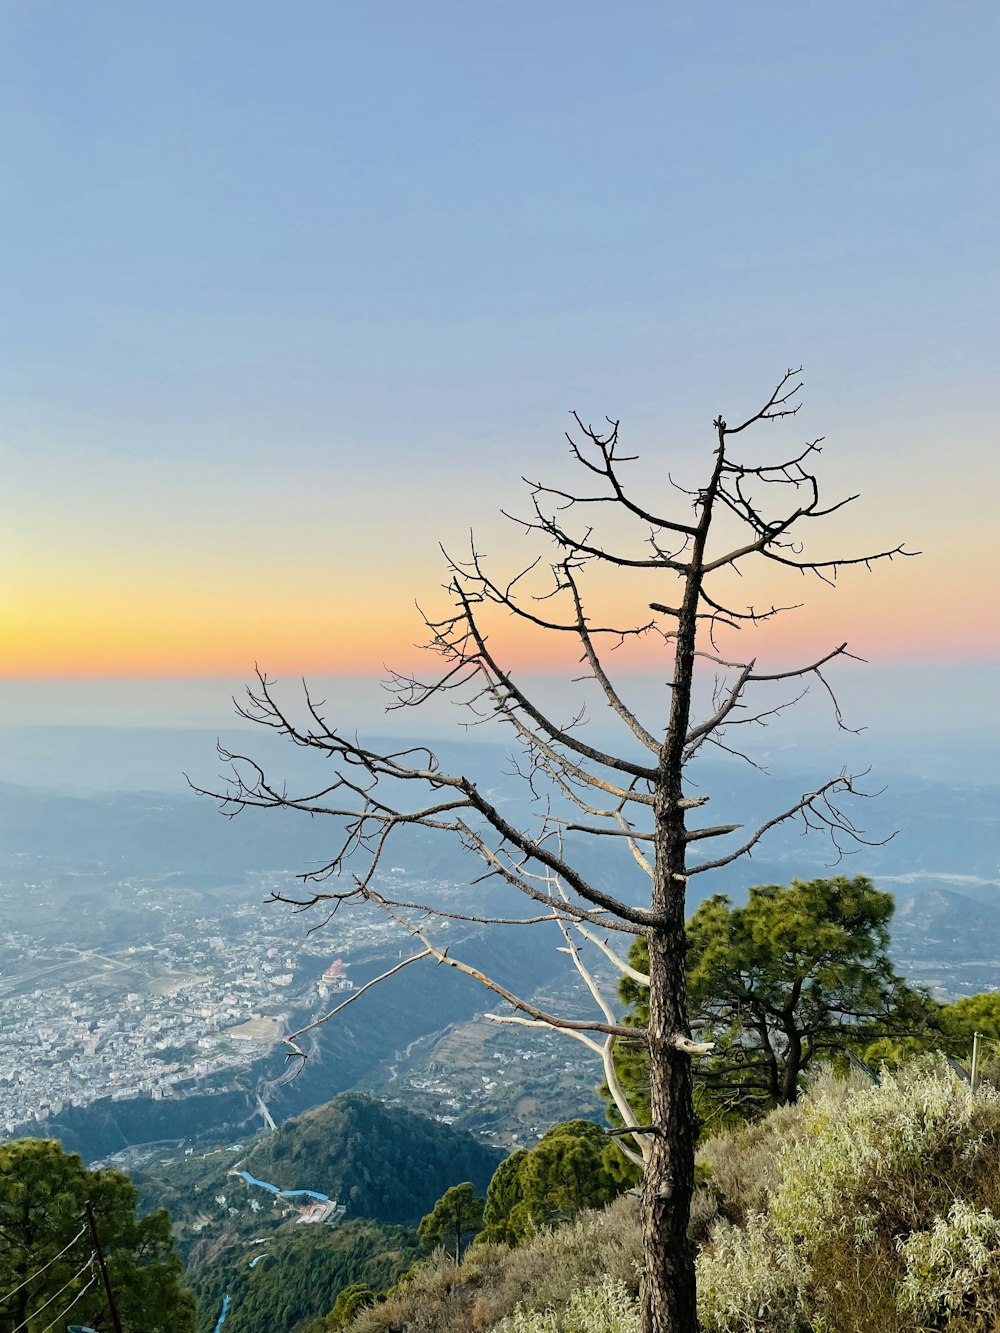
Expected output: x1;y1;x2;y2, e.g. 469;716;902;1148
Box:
132;1092;501;1333
188;1220;418;1333
242;1094;500;1224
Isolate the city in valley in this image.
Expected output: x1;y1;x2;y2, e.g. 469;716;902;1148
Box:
0;846;606;1152
0;868;374;1137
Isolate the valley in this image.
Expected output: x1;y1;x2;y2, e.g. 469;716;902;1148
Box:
2;739;999;1166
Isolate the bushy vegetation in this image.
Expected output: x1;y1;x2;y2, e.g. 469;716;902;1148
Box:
698;1058;1000;1331
344;1196;643;1333
333;1058;1000;1333
497;1278;640;1333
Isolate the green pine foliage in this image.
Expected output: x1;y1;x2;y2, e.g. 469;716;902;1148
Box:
325;1281;380;1330
480;1150;529;1246
610;876;935;1141
477;1122;623;1248
0;1137;195;1333
188;1219;419;1333
418;1182;485;1262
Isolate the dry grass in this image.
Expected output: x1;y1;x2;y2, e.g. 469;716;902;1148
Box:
347;1196;642;1333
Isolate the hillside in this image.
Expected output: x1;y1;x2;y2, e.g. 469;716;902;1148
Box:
333;1059;1000;1333
188;1220;419;1333
135;1093;500;1246
242;1094;501;1225
132;1092;501;1332
893;886;1000;961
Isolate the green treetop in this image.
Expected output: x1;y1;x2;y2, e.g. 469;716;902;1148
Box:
325;1281;379;1330
479;1122;623;1247
0;1138;194;1333
614;876;933;1133
479;1149;528;1247
417;1182;485;1263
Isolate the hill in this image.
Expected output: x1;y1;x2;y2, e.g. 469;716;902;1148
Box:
242;1093;501;1225
893;886;1000;962
135;1093;500;1248
132;1092;501;1332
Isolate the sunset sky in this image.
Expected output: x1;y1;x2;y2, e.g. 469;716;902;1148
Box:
2;2;997;736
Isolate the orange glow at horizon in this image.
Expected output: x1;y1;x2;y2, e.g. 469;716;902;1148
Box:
3;543;997;679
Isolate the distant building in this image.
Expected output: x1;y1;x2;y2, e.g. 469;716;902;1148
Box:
317;959;353;996
296;1199;347;1225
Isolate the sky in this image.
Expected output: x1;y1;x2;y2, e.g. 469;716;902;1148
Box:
1;1;998;743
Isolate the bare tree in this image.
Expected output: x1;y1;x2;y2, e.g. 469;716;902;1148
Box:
197;371;913;1333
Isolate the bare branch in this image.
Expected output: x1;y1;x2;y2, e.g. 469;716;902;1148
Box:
560;822;654;841
572;922;651;985
688;774;871;875
268;888;575;929
717;367;804;436
283;950;433;1061
562;562;662;754
671;1036;716;1056
443;571;660;781
602;1034;654;1162
487;1012;601;1053
684;823;743;843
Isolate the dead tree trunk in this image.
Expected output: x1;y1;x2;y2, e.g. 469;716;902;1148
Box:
638;428;724;1327
643;930;698;1329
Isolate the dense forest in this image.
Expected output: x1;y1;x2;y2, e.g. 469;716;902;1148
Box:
188;1220;418;1333
242;1094;501;1224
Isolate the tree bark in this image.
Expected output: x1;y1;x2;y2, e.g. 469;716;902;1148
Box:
756;1014;781;1104
780;1024;803;1105
642;929;698;1332
638;438;723;1332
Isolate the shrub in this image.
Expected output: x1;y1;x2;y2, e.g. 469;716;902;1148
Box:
697;1057;1000;1332
346;1197;642;1333
897;1202;1000;1329
497;1278;640;1333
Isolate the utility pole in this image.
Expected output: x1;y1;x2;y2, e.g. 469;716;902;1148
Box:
84;1201;124;1333
971;1031;981;1094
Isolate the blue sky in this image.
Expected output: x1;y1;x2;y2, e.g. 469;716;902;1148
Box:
1;2;997;725
3;1;996;450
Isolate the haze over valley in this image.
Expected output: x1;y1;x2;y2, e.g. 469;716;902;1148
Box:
3;722;997;1164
